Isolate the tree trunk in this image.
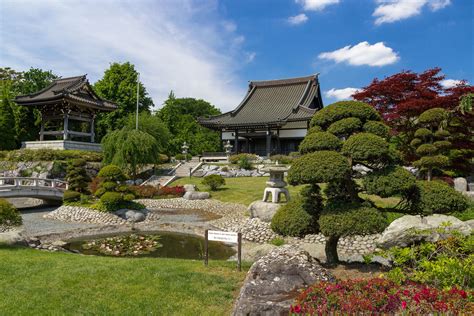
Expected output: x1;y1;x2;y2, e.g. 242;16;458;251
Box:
325;236;340;265
427;168;432;181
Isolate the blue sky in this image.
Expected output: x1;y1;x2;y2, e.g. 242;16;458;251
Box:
1;0;472;112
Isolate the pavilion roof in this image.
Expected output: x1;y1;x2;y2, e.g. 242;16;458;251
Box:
15;75;117;111
198;74;323;130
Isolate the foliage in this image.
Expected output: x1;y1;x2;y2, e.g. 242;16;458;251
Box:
63;190;81;203
228;153;257;164
238;156;252;170
93;62;153;141
298;131;341;153
202;174;225;191
98;192;125;212
319;202;387;237
0;80;17;150
327;117;362;137
291;278;473;315
381;231;473;289
174;153;192;161
83;234;162;257
288;151;350;185
130;185;185;199
269;237;285;246
310;100;381;128
271;197;316;237
0;149;102;162
65;159;91;193
157;92;222;155
124;111;170;153
363;166;417;198
458;93;473;114
269;154;294;164
98;165;127;182
102;128;161;176
363;120;390;138
342;132;390;164
415;180;468;215
157;186;185;197
50;160;67;179
0;198;22;226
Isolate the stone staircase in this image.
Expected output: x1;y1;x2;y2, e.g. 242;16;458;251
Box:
141;158;202;187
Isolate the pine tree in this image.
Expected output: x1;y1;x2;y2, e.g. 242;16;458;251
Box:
0;81;17;150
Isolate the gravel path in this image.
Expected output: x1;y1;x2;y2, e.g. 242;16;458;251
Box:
20;207;102;236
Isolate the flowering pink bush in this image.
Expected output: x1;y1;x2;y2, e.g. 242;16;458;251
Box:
291;278;473;314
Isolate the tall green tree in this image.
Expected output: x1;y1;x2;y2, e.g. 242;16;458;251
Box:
124;112;170;153
157;92;221;155
0;80;17;150
94;62;153;141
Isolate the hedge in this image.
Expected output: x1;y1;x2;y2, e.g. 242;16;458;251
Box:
0;149;103;162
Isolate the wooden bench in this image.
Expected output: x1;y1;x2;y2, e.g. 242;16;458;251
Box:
200;152;228;162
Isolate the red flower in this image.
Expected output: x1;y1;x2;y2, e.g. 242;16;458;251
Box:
401;301;407;309
291;305;302;314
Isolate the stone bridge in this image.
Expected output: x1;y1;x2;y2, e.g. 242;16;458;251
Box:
0;177;68;203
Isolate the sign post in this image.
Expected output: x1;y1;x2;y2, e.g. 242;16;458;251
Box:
205;229;242;271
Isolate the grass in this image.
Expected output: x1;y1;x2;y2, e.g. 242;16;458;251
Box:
0;244;250;315
173;176;304;206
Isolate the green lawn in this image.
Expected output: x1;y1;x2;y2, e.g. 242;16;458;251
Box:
0;245;249;315
173;176;304;206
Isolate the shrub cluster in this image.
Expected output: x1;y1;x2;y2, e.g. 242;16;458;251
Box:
363;166;417;198
66;159;91;194
291;278;473;314
0;198;22;226
415;180;468;215
174;153;192;161
271;197;316;237
310;100;381;128
63;190;81;203
0;149;102;162
202;174;225;191
131;185;185;198
269;154;294;164
298;132;341;154
228;153;257;164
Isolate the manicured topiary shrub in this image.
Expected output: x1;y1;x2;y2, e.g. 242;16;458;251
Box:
416;144;437;156
288;151;351;185
202;174;225;191
99;192;124;212
310;100;381;128
97;164;127;182
363;120;390;138
342;132;389;163
418;107;448;124
271;197;316;237
66;159;91;194
415;180;468;215
298;132;342;153
414;128;432;138
63;190;81;203
363;166;417;198
228;153;257;164
0;198;22;226
327;117;362;137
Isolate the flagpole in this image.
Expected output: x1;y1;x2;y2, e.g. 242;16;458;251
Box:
136;72;140;130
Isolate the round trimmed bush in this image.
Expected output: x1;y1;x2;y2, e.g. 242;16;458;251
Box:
0;198;22;226
413;155;449;169
98;165;126;182
414;128;432;138
299;132;342;154
271;197;316;237
310;101;381;128
101;181;118;191
202;174;226;191
416;180;468;215
410;138;422;147
434;130;450;138
363;166;416;198
63;190;81;203
319;202;387;237
306;125;323;134
288;151;351;185
123;193;135;202
418;108;448;125
363;121;390;138
342;133;389;162
433;140;451;150
99;192;124;212
327;117;362;137
416;144;437;156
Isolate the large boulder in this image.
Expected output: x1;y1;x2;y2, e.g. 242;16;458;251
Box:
454;177;468;192
232;246;334;316
183;191;210;200
0;228;25;245
377;214;472;249
183;184;196;193
248;201;281;222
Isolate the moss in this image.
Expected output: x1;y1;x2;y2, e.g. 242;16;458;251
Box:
299;131;342;154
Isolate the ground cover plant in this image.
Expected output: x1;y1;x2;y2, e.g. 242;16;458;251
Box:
0;149;103;162
291;278;473;315
0;244;249;315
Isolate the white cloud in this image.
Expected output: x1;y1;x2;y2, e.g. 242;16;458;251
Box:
288;13;308;25
295;0;339;11
318;41;399;67
325;87;360;100
373;0;451;25
0;0;248;111
440;79;463;88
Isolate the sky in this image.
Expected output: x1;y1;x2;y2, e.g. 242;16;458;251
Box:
1;0;473;112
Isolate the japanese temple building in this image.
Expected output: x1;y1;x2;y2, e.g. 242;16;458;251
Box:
15;75;117;152
198;74;324;157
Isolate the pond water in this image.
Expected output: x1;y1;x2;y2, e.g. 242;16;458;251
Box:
65;231;236;260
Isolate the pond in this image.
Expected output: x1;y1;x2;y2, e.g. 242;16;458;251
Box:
65;231;236;260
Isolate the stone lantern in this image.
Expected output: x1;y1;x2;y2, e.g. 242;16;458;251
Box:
261;164;290;203
224;140;233;160
181;142;189;161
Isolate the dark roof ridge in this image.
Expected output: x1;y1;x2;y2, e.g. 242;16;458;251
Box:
250;74;318;87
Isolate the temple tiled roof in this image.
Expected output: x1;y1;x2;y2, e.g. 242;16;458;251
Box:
15;75;117;111
198;74;323;129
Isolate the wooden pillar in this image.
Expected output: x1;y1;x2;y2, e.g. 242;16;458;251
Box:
39;120;44;141
63;113;69;140
219;130;223;151
276;128;281;154
245;137;249;153
234;129;239;153
90;115;95;143
266;127;272;158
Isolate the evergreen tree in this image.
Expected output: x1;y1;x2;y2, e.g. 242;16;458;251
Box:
66;159;91;193
0;80;17;150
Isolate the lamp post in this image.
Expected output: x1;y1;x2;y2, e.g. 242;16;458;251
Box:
181;141;189;162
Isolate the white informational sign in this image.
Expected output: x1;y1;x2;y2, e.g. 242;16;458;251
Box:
208;230;238;244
